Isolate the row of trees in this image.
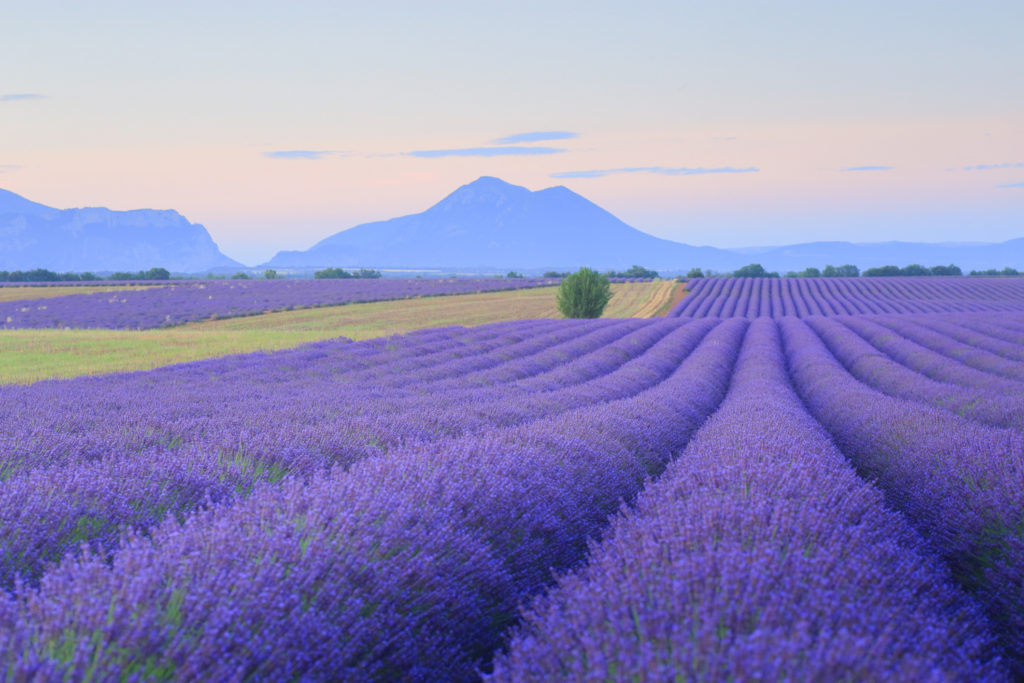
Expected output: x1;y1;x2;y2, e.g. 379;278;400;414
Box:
861;264;962;277
545;265;660;279
313;267;383;279
0;267;171;282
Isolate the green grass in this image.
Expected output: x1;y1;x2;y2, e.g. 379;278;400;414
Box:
0;281;684;384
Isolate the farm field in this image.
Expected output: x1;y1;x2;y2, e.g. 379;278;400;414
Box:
0;280;677;383
0;284;157;303
0;277;1022;680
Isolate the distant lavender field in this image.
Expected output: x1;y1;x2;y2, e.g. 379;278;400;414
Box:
670;276;1024;317
2;279;1024;679
0;277;557;329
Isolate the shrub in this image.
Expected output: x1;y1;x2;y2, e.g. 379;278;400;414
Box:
556;267;612;318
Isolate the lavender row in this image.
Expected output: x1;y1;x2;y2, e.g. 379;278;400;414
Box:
806;316;1024;430
490;319;1004;681
836;316;1024;395
867;315;1024;384
0;319;746;680
0;319;595;475
781;317;1024;669
0;277;558;329
669;277;1024;319
908;315;1024;363
1;319;713;586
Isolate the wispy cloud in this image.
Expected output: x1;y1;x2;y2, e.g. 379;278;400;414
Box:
492;131;579;144
0;93;46;102
996;181;1024;189
965;162;1024;171
841;165;893;172
550;166;758;179
408;146;566;158
264;150;343;160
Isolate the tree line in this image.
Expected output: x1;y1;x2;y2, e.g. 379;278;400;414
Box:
0;267;171;282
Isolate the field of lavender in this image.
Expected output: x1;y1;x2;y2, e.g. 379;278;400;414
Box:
0;277;557;329
1;277;1023;680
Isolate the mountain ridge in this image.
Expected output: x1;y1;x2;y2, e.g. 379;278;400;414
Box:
0;189;243;273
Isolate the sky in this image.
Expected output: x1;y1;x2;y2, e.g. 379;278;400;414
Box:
2;0;1023;265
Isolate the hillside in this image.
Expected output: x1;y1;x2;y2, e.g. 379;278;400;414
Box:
0;188;242;273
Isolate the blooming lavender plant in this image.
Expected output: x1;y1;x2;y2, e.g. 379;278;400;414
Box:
489;319;1006;681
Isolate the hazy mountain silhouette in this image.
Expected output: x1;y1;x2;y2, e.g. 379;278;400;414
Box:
0;188;242;273
265;177;1024;273
264;176;744;271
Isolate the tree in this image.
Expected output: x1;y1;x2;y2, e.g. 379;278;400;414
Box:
823;264;860;277
899;264;929;276
264;269;278;279
231;272;251;279
862;265;901;277
930;264;962;276
686;267;704;278
543;270;569;278
733;263;779;278
314;267;352;279
556;267;612;318
506;270;525;279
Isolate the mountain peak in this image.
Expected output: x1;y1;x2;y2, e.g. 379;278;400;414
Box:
431;176;531;213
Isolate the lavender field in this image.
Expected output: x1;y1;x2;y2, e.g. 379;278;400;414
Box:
1;278;1023;680
0;277;558;330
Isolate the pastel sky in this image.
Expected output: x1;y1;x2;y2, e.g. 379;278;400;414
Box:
2;0;1023;265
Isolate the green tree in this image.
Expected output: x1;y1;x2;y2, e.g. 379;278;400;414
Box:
314;267;352;279
733;263;779;278
556;267;612;318
264;269;278;279
862;265;901;277
506;270;525;279
231;271;251;279
685;267;704;278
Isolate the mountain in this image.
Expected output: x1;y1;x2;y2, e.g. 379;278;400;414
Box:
264;177;747;271
0;188;243;273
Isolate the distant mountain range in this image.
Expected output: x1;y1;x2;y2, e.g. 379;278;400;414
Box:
0;189;241;273
265;177;1024;273
2;179;1022;274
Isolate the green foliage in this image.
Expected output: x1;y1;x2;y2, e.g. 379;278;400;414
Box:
231;272;251;279
823;264;860;277
685;267;704;278
543;270;570;278
314;267;382;279
862;265;902;277
863;264;962;277
930;264;962;276
556;267;612;318
606;265;659;279
732;263;779;278
506;271;525;279
314;267;352;279
109;267;171;281
263;269;278;279
969;267;1020;277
